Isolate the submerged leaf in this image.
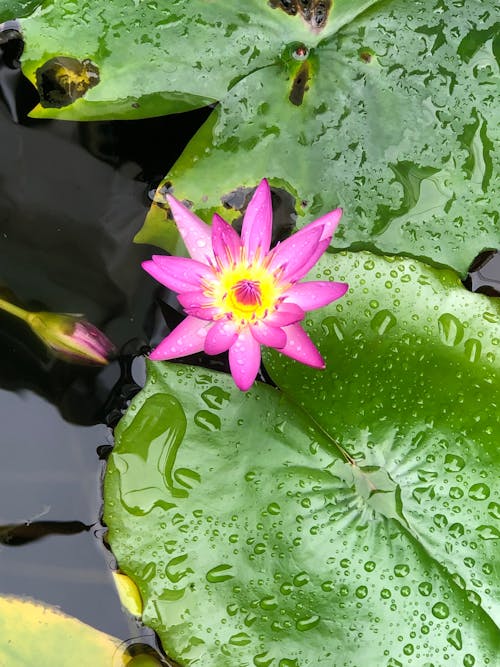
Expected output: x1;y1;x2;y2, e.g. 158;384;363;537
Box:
0;595;130;666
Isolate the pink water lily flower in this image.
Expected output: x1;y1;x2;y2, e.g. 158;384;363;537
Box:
143;179;348;390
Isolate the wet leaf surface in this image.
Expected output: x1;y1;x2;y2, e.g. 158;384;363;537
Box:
18;0;316;119
0;0;42;22
15;1;498;272
140;0;499;276
104;252;500;666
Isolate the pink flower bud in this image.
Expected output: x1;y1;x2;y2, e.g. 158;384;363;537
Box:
26;311;116;365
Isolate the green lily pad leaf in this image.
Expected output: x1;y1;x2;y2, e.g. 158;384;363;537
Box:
17;0;375;120
103;252;500;666
0;0;42;22
139;0;499;275
0;595;131;666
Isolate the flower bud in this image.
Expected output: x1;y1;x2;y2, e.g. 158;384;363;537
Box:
26;311;116;365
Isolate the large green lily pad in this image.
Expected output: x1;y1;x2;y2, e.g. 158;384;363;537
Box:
103;252;500;666
137;0;499;276
16;0;337;120
16;0;499;274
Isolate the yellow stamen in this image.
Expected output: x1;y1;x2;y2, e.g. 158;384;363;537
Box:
206;261;280;322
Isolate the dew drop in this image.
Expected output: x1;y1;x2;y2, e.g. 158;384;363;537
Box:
438;313;464;346
433;513;448;528
226;603;238;616
418;581;432;596
295;614;320;631
431;601;449;619
468;483;490;501
370;309;397;335
448;522;464;538
260;595;278;610
206;563;234;583
228;631;251;646
194;410;221;431
321;316;345;341
463;654;475;666
476;524;500;540
466;589;481;606
449;486;464;499
487;501;500;519
355;585;368;599
464;338;482;363
253;651;274;667
443;453;465;472
482;562;493;575
447;627;463;650
394;563;410;577
267;502;281;515
293;571;310;587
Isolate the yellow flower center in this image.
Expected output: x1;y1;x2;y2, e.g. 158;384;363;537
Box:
208;262;279;322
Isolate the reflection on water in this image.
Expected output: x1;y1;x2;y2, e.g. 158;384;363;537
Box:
0;389;129;636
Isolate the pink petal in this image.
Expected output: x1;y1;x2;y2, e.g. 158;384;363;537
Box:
250;321;286;348
211;213;242;267
266;302;305;327
228;328;262;391
166;194;215;263
284;208;343;282
176;290;220;320
142;256;213;294
177;290;213;310
267;225;323;283
204;319;238;355
307;208;343;242
241;179;273;261
278;323;325;369
149;316;210;361
284;281;349;310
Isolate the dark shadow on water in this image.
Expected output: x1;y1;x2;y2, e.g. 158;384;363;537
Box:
0;23;212;656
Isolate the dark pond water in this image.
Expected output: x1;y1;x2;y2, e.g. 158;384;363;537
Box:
0;23;499;664
0;26;215;660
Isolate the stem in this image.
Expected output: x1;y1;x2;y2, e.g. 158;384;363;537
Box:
0;297;30;323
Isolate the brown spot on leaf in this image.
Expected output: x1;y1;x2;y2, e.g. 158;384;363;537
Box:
269;0;331;30
289;61;310;106
36;56;99;108
358;47;375;63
